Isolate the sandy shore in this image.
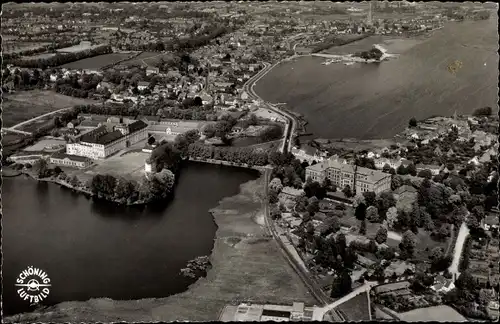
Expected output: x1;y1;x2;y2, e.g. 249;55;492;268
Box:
4;173;315;323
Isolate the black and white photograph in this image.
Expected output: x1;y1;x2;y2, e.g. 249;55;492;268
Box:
1;1;499;322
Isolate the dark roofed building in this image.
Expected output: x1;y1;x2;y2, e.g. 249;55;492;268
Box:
66;118;148;160
50;152;92;169
128;120;148;134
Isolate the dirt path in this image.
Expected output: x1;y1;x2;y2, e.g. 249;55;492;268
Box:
387;231;402;241
449;222;470;276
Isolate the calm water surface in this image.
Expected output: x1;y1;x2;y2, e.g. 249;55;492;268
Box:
2;162;258;315
256;16;499;140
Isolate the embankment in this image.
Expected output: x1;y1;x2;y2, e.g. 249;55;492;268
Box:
4;173;315;323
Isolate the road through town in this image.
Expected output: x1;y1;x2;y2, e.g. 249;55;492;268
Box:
449;221;470;278
242;60;297;154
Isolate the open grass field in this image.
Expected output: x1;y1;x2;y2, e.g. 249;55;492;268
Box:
1;133;29;157
83;151;150;182
413;230;448;261
3;42;50;54
4;174;316;323
60;53;132;70
336;291;371;321
397;305;467;322
21;53;57;60
3;90;96;128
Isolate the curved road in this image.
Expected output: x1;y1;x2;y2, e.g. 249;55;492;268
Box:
243;60;297;154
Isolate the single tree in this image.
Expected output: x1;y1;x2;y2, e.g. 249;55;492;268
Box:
375;225;388;244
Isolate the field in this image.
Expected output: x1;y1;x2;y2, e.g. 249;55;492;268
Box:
120;51;174;67
60;53;132;70
1;133;29;157
3;42;50;54
413;230;449;261
336;291;371;321
82;151;150;182
397;305;467;322
21;53;57;60
2;90;96;128
56;43;102;53
23;139;66;152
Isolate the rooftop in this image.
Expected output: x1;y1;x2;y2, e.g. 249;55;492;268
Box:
51;152;91;163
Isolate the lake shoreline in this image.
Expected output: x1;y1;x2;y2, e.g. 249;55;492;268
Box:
4;172;315;323
6;157;266;207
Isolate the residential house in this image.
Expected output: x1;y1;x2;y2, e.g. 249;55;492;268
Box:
430;275;455;293
383;260;415;278
280;186;304;199
97;81;113;91
393;185;417;200
373;281;411;295
240;90;249;100
77;119;102;129
416;163;442;175
291;146;326;164
487;301;499;320
137;81;150;91
374;157;401;170
139;115;161;125
66;119;79;129
482;215;499;231
146;66;159;76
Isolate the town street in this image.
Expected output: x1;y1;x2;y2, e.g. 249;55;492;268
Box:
449;221;470;278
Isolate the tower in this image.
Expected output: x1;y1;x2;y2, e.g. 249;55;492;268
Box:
367;1;373;25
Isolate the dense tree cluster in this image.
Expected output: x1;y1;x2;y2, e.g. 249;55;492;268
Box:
90;169;175;205
149;141;183;174
187;143;269;166
311;34;368;53
270;152;308;189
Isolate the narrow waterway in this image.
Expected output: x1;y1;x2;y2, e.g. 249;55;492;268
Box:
2;162;259;316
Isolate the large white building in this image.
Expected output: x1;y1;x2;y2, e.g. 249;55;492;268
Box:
305;157;392;194
66;120;148;159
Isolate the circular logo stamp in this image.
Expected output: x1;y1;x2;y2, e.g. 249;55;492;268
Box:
15;266;51;304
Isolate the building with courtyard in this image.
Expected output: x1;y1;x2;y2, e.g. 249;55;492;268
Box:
305;157;391;194
66;120;148;159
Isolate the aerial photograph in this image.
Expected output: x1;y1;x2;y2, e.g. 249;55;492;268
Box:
1;1;499;322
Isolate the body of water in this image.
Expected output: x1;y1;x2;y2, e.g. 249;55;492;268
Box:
255;16;498;140
2;162;259;316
